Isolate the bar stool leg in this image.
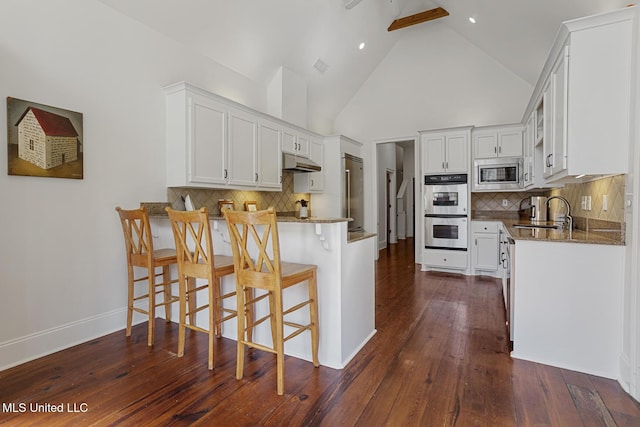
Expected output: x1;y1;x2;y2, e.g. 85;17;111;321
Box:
147;266;156;347
177;274;187;358
309;273;320;367
162;265;172;322
126;267;134;338
236;284;247;380
274;290;285;396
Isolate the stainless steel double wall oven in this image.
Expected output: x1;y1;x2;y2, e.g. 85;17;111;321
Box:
423;173;468;251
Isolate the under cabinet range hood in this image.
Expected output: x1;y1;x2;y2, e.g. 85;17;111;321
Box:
282;153;321;173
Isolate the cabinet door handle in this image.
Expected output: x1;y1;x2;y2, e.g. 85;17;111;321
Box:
546;154;553;167
255;173;258;182
311;179;314;186
224;169;228;179
442;162;445;169
494;146;497;154
280;175;282;183
498;146;502;154
475;238;478;246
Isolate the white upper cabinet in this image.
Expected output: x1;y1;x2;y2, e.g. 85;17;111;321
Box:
522;114;535;188
282;127;310;158
421;128;470;174
294;137;324;193
228;108;258;187
165;82;324;191
525;8;634;182
473;125;523;159
165;88;229;186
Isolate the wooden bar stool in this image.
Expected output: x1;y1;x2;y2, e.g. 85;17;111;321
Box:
115;206;180;346
165;207;236;370
224;207;319;395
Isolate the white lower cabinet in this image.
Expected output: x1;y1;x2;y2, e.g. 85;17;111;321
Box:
423;249;467;271
471;221;500;276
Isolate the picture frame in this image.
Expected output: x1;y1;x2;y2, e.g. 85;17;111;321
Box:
218;199;234;212
244;201;258;212
7;97;84;179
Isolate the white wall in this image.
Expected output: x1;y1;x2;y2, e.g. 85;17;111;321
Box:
0;0;265;369
333;24;533;143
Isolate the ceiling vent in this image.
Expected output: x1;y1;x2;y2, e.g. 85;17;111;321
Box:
313;58;329;74
344;0;364;10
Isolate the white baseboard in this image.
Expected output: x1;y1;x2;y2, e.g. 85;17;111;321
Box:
0;308;129;372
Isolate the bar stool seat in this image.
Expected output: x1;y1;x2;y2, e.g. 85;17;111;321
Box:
166;207;237;370
115;206;179;346
224;206;319;395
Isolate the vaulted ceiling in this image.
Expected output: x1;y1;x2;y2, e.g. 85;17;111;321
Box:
99;0;632;128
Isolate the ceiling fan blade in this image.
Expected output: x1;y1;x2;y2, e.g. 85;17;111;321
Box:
387;6;449;31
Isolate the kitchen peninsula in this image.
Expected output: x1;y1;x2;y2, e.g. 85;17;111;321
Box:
146;204;376;370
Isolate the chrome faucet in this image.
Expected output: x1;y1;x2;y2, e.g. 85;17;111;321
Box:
546;196;573;235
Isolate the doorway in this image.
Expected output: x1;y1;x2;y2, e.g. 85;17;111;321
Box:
375;138;417;261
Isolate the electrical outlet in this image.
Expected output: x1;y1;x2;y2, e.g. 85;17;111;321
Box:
502;199;508;207
603;195;608;212
581;196;587;210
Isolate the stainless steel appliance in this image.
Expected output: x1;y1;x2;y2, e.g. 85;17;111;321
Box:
343;153;364;232
424;174;468;251
282;153;321;172
423;173;468;216
499;229;514;346
473;157;523;191
530;196;548;224
424;216;468;250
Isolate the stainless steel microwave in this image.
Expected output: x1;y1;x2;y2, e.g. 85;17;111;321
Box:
473;157;523;191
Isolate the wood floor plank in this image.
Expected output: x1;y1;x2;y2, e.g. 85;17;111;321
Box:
1;238;639;426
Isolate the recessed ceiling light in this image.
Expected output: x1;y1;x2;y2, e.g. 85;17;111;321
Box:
359;42;365;50
468;17;476;24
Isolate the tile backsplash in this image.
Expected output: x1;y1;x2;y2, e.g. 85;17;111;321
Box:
166;171;310;215
472;174;626;223
549;174;625;223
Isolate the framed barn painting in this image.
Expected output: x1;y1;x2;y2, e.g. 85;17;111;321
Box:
7;97;83;179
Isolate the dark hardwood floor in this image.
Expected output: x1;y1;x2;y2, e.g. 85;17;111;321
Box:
2;238;640;426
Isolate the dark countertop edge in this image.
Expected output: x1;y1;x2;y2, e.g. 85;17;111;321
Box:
148;213;349;224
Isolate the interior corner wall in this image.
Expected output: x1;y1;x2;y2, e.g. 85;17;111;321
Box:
267;66;308;128
0;0;265;370
281;67;308;128
267;67;285;119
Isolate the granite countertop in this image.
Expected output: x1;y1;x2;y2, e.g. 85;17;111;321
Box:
503;223;624;246
142;203;349;224
148;212;349;224
347;231;377;243
472;210;624;246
